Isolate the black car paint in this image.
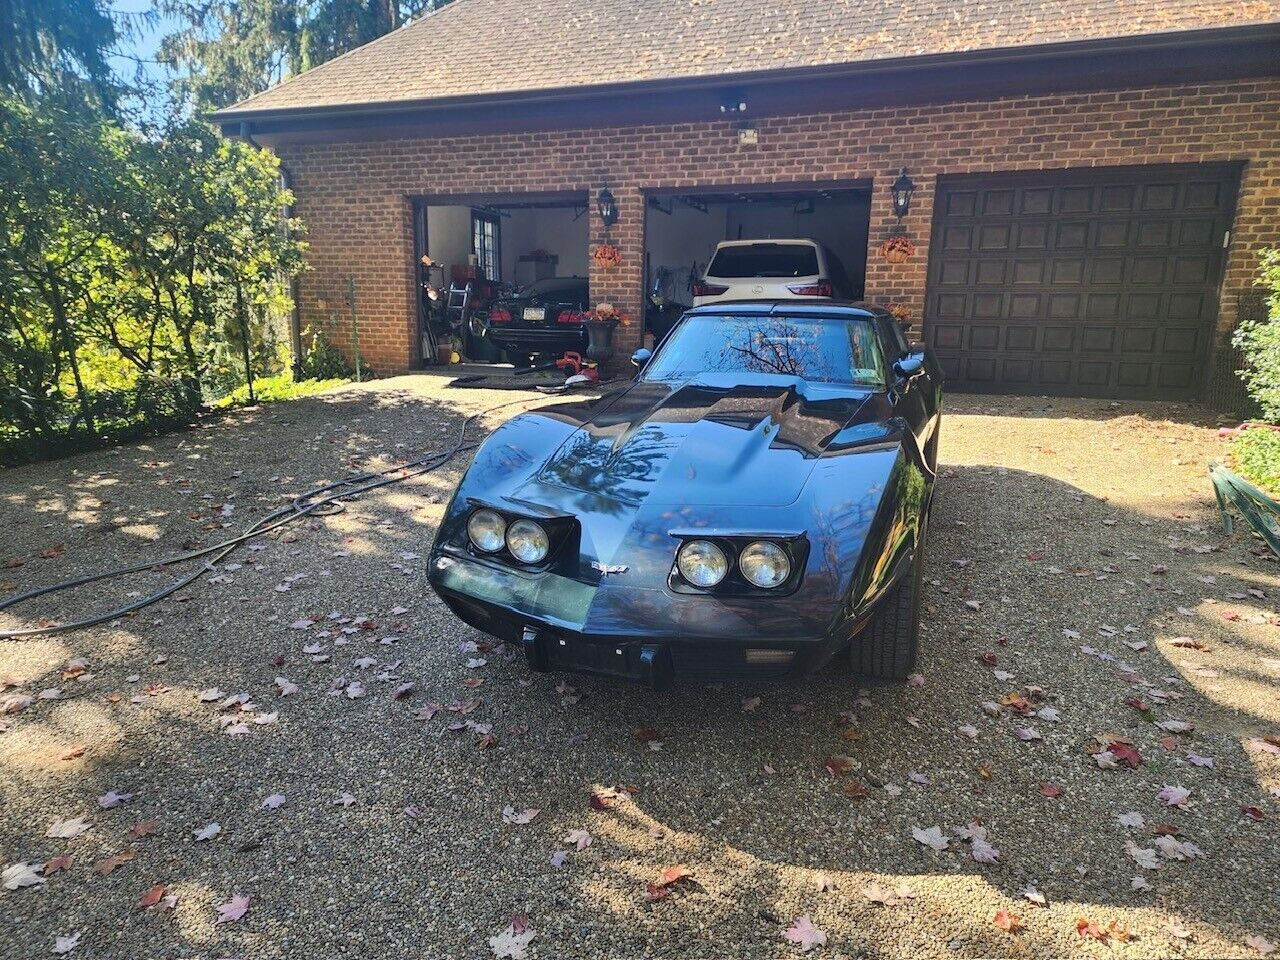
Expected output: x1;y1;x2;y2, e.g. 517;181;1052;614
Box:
485;278;590;361
428;301;941;685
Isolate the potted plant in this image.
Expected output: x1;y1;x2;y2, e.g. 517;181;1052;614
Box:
879;235;916;264
580;302;632;366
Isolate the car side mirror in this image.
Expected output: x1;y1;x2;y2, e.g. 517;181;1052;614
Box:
892;352;926;381
631;348;653;371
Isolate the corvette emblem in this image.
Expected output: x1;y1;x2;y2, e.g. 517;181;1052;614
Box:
591;561;628;577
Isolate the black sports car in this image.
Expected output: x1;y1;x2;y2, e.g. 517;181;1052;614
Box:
485;276;590;364
428;301;942;688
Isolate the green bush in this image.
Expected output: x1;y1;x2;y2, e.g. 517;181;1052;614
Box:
213;372;348;410
1233;247;1280;421
1231;427;1280;495
299;325;352;380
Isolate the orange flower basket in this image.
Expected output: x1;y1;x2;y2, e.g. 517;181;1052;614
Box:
593;244;622;269
879;235;916;263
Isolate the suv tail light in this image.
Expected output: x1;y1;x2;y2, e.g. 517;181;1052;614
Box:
489;307;512;323
692;283;729;298
786;280;833;297
556;310;586;324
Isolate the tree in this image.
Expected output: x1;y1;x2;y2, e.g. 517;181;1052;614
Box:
0;96;306;460
0;0;118;104
157;0;451;110
1234;247;1280;422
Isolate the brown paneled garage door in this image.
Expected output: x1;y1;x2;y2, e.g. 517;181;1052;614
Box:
925;165;1238;399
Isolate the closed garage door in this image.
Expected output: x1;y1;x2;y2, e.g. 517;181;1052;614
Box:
925;165;1238;399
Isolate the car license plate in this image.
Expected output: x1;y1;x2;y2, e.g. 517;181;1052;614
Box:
522;307;544;322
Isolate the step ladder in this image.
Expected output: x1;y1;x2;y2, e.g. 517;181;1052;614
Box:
445;282;473;332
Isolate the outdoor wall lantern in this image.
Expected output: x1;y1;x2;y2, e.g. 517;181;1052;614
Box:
890;168;916;221
597;185;618;227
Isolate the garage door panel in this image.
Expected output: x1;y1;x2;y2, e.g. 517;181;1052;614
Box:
927;166;1234;398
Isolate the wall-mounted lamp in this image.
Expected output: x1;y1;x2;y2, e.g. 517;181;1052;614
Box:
597;185;618;227
890;168;916;221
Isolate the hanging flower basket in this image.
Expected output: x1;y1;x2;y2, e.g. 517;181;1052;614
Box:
593;243;622;269
885;302;913;331
879;235;916;264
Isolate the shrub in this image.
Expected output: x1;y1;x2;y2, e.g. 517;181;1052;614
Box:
1233;247;1280;421
1231;427;1280;495
299;325;352;380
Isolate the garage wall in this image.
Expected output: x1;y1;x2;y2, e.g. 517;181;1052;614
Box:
424;205;473;283
645;204;729;302
277;77;1279;377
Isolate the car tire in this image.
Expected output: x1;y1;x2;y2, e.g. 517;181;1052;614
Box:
851;528;925;681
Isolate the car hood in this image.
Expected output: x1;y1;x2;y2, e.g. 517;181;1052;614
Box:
531;375;873;507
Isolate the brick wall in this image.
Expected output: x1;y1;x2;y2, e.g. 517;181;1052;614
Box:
276;77;1280;376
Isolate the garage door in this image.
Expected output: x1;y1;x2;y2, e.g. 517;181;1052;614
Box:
925;165;1238;399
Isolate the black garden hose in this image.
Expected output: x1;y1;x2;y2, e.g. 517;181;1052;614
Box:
0;395;545;640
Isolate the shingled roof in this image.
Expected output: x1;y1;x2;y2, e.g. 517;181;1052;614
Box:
218;0;1279;117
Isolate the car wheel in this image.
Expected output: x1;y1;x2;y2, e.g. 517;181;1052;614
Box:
851;526;925;681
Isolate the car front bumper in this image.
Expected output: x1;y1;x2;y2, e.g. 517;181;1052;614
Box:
428;553;855;688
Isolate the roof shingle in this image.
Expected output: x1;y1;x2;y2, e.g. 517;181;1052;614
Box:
218;0;1280;116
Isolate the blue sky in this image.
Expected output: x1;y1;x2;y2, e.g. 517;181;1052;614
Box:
108;1;178;89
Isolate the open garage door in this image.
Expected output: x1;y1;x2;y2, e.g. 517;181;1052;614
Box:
642;183;871;341
413;192;589;365
926;165;1238;399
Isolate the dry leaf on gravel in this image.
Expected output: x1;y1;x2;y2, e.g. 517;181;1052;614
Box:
215;893;250;924
993;909;1022;932
783;915;828;952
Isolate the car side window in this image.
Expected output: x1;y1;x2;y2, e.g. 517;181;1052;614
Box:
885;316;910;358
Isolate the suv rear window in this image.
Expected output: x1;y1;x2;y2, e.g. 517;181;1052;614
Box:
707;244;819;279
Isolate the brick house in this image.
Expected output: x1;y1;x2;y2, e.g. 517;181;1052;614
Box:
214;0;1280;400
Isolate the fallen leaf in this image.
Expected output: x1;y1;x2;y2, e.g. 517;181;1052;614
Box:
564;828;592;851
261;793;287;810
93;849;135;875
2;862;45;890
1246;934;1277;956
912;825;949;851
1039;782;1063;798
135;884;168;911
1157;785;1191;808
994;909;1022;933
215;892;250;923
501;806;540;825
46;816;92;840
193;822;221;842
489;918;535;959
784;915;828;952
658;864;693;887
43;855;73;875
52;932;81;955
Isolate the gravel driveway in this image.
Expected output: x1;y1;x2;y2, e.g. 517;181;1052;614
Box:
1;377;1278;960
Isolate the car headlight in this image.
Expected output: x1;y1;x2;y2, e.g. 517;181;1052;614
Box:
505;519;550;564
739;540;791;588
467;509;507;553
677;539;729;587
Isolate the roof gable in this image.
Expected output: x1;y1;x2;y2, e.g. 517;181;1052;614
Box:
218;0;1280;117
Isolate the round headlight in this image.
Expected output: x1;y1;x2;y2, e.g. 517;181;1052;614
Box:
740;540;791;588
467;509;507;553
677;539;729;588
506;519;550;564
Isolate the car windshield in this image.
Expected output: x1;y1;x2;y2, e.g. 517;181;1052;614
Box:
643;313;886;387
707;244;819;278
518;277;587;298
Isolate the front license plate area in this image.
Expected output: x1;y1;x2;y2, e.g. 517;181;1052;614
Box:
522;306;545;322
546;634;637;677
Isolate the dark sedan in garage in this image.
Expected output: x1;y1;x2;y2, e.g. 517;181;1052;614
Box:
484;276;590;365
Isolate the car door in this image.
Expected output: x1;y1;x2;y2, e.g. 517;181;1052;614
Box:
881;317;935;463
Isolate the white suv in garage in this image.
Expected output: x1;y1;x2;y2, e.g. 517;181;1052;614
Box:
692;239;852;306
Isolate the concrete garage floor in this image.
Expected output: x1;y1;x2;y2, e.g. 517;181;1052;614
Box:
1;377;1277;959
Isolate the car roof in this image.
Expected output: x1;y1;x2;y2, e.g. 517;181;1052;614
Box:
711;238;821;249
683;299;882;319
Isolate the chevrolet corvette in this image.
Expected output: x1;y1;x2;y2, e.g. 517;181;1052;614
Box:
428;301;941;688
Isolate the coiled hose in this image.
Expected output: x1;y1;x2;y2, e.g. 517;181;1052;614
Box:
0;394;545;640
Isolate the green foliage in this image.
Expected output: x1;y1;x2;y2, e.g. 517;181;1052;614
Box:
213;372;348;409
299;324;352;380
0;96;307;464
1;0;117;105
158;0;452;110
1233;247;1280;422
1231;427;1280;496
